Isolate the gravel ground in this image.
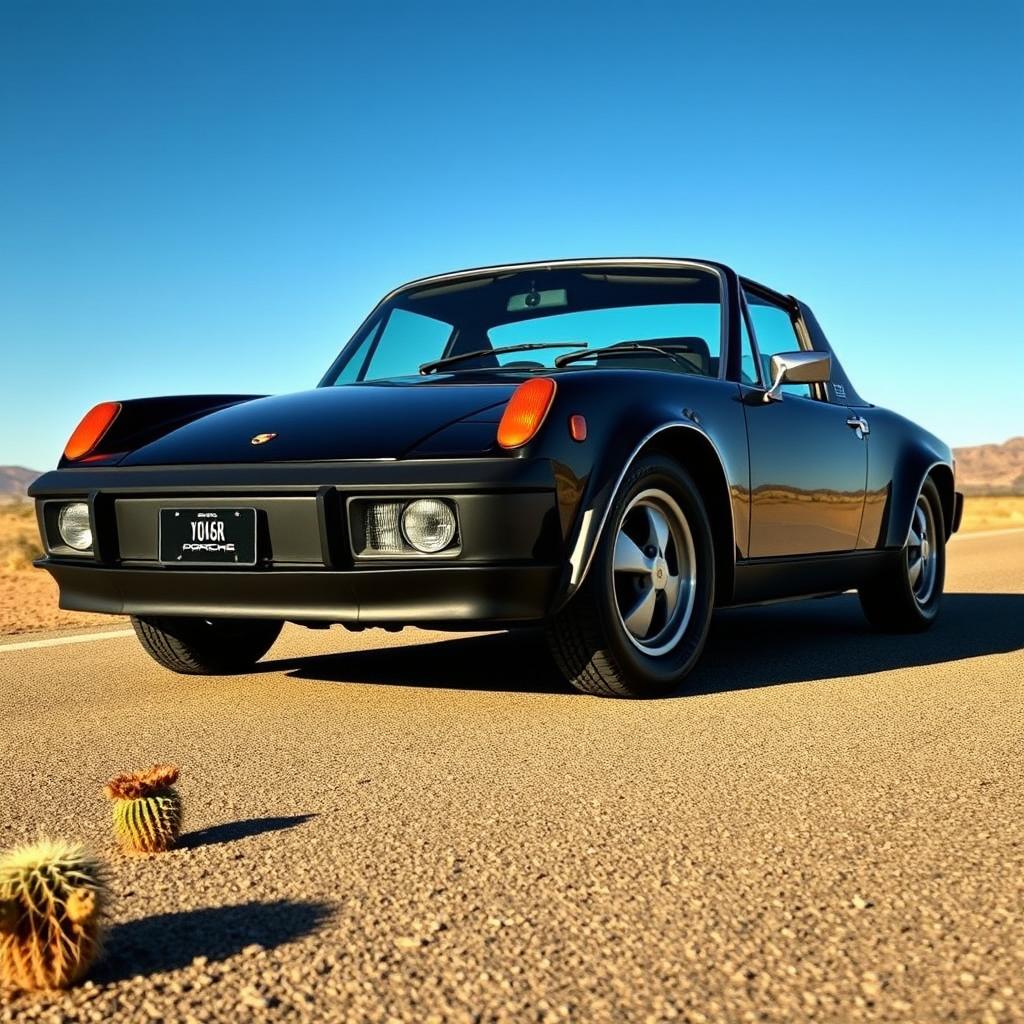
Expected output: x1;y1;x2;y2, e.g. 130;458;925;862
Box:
0;570;122;636
0;532;1021;1023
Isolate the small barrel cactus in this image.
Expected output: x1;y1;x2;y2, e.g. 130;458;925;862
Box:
0;839;107;990
104;763;182;853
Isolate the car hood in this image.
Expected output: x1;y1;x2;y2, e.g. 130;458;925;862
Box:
119;382;516;465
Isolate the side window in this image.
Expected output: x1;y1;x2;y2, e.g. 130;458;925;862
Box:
743;289;812;399
358;309;453;381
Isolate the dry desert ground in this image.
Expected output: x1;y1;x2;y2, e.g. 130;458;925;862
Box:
0;495;1021;1023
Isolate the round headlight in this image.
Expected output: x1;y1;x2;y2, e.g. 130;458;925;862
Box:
401;499;456;554
57;502;92;551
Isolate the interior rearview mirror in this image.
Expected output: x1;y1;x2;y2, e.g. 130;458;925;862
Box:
763;351;832;403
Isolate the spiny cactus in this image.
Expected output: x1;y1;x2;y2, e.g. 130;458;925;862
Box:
0;839;107;990
104;763;182;853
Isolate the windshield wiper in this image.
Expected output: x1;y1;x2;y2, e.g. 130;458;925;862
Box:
419;342;586;375
554;343;695;370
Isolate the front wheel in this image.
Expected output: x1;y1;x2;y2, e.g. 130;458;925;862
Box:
131;616;283;674
546;456;715;697
858;478;946;632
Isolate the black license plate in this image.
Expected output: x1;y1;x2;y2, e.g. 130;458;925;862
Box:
158;508;257;565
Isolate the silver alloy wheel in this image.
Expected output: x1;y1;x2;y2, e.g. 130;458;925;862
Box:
907;494;938;605
611;488;697;656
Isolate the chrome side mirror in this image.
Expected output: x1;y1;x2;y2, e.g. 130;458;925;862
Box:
763;351;832;402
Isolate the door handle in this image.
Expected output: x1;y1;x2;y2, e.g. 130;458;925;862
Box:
846;416;869;438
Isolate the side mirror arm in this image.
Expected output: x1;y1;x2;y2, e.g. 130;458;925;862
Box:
763;366;787;403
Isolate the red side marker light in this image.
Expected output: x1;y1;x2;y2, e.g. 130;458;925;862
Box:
497;378;557;449
64;402;122;461
569;414;588;442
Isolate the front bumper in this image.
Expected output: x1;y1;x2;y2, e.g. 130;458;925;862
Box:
30;458;570;627
38;561;557;627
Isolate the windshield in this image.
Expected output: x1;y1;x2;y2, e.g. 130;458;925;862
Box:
321;265;723;385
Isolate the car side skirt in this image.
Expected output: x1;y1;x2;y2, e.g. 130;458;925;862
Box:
728;549;897;606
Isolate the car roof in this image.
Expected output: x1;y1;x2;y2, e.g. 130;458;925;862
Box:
381;257;796;312
382;257;730;299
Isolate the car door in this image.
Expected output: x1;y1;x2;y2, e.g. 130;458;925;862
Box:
740;286;867;557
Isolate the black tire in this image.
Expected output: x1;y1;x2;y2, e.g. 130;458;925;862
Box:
131;616;284;674
859;478;946;632
546;456;715;697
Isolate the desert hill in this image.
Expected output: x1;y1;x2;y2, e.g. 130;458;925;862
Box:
0;466;39;501
953;437;1024;494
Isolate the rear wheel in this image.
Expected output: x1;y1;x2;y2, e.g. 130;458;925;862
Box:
131;616;283;674
858;478;946;631
546;456;715;697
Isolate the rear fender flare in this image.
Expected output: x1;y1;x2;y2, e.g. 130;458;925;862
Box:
889;460;955;546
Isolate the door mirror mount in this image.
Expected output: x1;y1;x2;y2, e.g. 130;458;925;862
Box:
763;351;832;403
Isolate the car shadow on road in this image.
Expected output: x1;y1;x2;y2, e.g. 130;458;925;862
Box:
260;631;575;694
93;900;331;982
259;593;1024;698
179;813;316;850
690;591;1024;694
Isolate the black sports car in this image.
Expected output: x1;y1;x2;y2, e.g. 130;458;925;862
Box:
31;258;964;696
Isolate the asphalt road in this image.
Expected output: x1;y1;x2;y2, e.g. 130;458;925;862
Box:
0;532;1021;1024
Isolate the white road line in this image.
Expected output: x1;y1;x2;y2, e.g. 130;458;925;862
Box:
0;629;134;653
951;527;1024;540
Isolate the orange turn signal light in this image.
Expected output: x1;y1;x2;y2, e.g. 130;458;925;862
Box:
569;414;588;442
497;378;556;449
64;402;121;461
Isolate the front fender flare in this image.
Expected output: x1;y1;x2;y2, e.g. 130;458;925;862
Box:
553;419;738;611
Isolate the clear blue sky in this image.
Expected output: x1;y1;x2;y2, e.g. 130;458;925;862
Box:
1;0;1021;471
